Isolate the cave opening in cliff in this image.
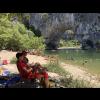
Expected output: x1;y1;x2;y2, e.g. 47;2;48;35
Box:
29;25;42;37
81;39;95;50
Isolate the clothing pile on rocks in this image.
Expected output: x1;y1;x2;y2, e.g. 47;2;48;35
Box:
0;63;65;88
0;60;66;88
0;66;20;88
0;72;66;88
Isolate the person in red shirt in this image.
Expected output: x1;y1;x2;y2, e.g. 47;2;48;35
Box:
21;51;48;80
21;51;34;66
22;51;48;74
16;53;49;88
16;53;33;79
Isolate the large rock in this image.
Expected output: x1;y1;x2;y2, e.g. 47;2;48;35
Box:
74;13;100;49
29;13;75;49
26;13;100;50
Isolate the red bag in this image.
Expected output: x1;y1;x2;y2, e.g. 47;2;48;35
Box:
3;60;8;65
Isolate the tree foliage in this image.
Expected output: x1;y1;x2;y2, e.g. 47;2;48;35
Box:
0;13;45;51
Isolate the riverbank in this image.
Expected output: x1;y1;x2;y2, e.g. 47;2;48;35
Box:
44;48;100;75
0;50;100;87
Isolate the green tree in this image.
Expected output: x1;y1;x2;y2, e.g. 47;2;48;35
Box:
0;13;45;51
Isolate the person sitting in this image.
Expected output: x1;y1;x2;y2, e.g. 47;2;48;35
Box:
16;53;49;88
22;51;34;67
16;53;32;79
22;51;47;73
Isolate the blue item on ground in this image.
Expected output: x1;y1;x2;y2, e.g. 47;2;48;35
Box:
0;73;21;88
5;76;21;87
2;70;10;76
0;80;7;84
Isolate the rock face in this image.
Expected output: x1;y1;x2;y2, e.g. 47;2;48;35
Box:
28;13;100;49
29;13;75;49
74;13;100;49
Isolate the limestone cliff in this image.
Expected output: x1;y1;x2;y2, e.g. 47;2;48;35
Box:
25;13;100;49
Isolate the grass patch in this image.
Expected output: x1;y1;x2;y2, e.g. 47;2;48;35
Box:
44;61;92;88
10;57;17;64
59;39;80;47
60;77;92;88
44;63;69;76
44;55;69;76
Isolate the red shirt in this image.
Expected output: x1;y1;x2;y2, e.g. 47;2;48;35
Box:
17;60;33;79
17;60;48;79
